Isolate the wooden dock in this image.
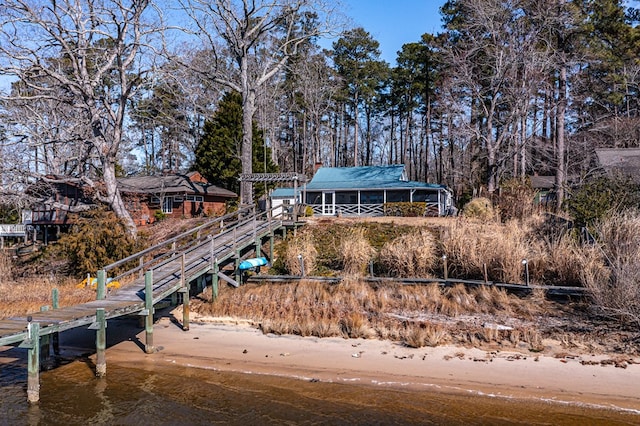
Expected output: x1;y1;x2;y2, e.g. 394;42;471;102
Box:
0;206;293;402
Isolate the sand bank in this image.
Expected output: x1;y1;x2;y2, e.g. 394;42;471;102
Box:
101;313;640;414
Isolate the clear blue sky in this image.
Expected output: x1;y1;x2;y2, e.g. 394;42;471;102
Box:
342;0;446;64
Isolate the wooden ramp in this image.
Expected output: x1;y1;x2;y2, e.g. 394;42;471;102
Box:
0;206;292;402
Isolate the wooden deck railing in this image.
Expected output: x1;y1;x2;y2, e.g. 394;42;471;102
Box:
0;224;26;236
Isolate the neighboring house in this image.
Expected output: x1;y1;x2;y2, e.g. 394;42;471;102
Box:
595;148;640;183
529;175;556;206
118;172;237;225
270;187;299;218
27;172;237;242
272;165;453;217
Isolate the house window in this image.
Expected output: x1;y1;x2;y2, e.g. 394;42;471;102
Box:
387;190;409;202
162;197;173;214
185;195;204;202
306;192;322;204
412;191;437;202
360;191;384;204
336;192;357;204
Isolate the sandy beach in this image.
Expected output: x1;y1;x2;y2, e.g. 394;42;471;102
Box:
97;310;640;414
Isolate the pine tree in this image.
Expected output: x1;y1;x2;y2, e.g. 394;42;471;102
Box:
193;91;278;198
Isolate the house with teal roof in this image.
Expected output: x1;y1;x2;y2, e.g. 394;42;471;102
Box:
270;165;453;217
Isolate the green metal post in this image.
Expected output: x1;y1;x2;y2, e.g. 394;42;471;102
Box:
144;271;154;354
96;269;106;300
95;308;106;377
51;288;60;355
27;321;40;404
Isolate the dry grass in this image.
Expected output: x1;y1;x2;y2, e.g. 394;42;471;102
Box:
441;220;531;283
191;275;559;352
339;227;375;276
462;197;496;221
379;230;437;277
0;251;12;283
283;232;318;275
0;274;95;320
403;324;449;348
582;210;640;326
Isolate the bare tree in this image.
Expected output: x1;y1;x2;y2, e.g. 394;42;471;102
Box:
443;0;551;193
0;0;163;236
176;0;341;205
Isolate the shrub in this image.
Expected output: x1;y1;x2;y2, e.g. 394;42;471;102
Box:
384;202;425;217
567;174;640;230
462;197;496;221
495;178;536;221
51;208;141;277
304;205;314;217
154;210;167;222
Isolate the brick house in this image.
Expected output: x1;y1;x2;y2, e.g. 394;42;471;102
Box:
26;172;237;241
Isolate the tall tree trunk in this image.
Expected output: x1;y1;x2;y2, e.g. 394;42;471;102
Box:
240;86;255;207
353;93;359;167
555;65;567;211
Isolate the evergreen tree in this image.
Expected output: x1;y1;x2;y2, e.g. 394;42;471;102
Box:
193;91;278;199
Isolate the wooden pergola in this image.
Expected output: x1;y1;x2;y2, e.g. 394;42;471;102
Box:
239;173;308;217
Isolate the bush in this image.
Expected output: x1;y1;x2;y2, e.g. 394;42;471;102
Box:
462;197;496;221
567;174;640;230
384;202;425;217
304;205;314;217
52;208;142;277
495;178;536;221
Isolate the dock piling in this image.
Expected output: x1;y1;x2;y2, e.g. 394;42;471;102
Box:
26;320;40;404
97;269;106;300
95;308;106;377
144;271;155;354
52;288;60;355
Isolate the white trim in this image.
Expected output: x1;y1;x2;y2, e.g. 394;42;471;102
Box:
162;197;173;214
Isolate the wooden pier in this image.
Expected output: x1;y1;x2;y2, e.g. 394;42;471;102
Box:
0;206;294;403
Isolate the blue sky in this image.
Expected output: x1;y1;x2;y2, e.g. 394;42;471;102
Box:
342;0;446;64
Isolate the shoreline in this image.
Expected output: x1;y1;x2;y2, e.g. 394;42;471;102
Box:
97;312;640;414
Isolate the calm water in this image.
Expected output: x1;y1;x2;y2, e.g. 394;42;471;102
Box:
0;352;638;426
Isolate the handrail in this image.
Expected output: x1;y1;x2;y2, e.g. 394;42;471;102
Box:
103;206;253;274
141;207;283;285
103;204;285;284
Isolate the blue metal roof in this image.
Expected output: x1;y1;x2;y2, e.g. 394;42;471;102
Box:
270;187;298;198
306;166;446;191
